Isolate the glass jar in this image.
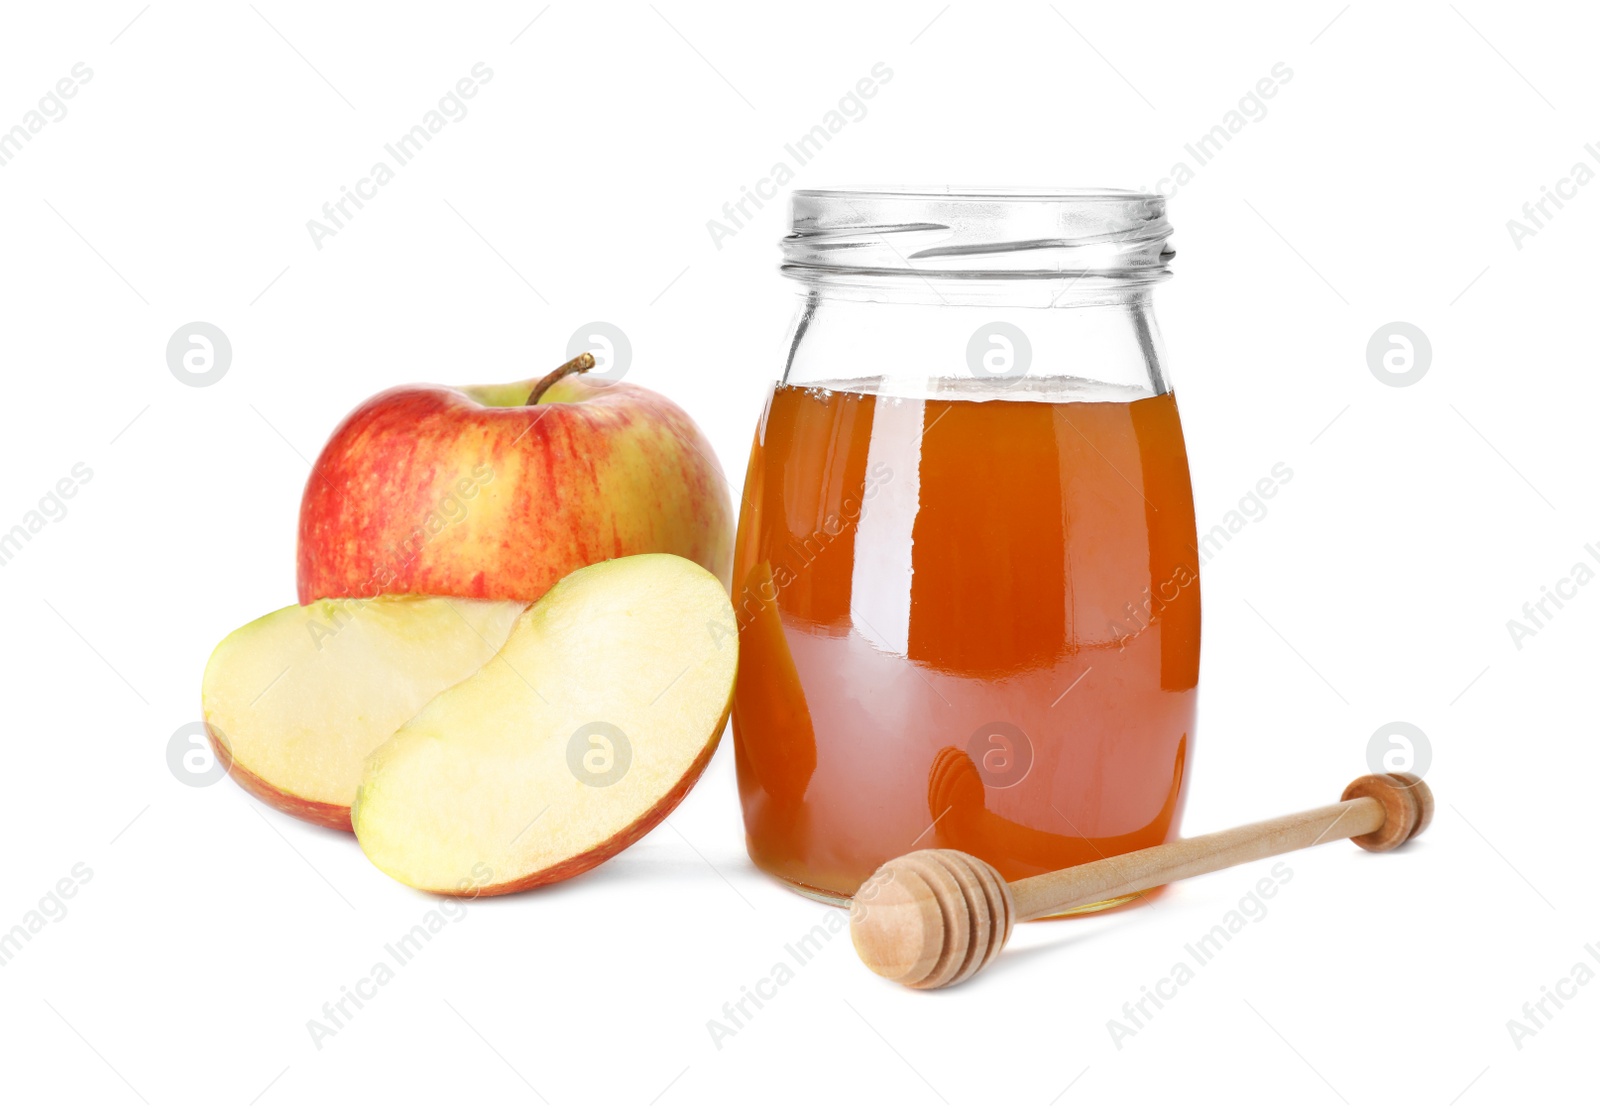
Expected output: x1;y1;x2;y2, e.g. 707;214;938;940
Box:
731;189;1200;907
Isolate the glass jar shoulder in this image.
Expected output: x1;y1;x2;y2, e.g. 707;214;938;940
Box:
781;285;1173;403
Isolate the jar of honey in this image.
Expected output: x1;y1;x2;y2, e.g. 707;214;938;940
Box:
731;189;1201;907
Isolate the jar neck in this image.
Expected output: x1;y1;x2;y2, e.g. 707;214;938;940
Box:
780;280;1171;402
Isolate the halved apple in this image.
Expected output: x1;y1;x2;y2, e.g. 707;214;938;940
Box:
202;596;527;829
353;553;738;895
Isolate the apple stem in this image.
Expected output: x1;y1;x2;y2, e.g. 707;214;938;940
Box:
526;352;596;405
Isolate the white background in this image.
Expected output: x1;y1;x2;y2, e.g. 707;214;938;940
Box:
0;2;1592;1106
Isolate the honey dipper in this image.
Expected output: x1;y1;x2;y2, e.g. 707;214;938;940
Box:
850;772;1432;989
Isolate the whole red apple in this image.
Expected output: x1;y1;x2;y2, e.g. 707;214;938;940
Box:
297;355;734;605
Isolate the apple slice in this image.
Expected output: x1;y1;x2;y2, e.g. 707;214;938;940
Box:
202;596;527;829
353;553;738;895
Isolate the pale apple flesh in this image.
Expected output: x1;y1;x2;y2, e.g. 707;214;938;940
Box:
296;373;735;607
202;596;527;830
352;554;738;895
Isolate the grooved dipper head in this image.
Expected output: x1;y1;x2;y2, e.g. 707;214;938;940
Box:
849;849;1014;989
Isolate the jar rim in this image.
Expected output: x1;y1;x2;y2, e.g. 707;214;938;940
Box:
781;187;1174;285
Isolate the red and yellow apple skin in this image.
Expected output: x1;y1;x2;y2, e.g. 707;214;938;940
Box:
296;374;734;606
204;724;354;831
437;726;722;897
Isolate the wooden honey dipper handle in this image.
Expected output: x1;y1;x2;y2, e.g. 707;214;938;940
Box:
850;772;1433;990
